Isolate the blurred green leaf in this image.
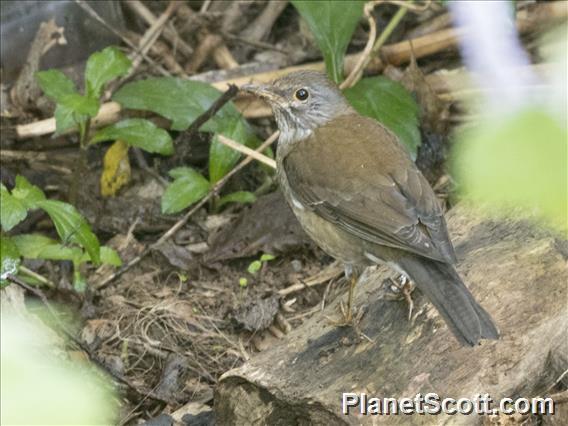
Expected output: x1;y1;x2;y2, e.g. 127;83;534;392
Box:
79;246;121;266
344;76;421;157
217;191;257;208
162;167;211;214
247;260;262;275
85;46;131;98
291;0;364;83
36;70;77;102
0;235;20;286
209;119;260;183
0;184;28;232
11;176;46;209
454;108;567;232
59;93;99;117
54;104;79;134
260;253;276;262
13;234;82;262
239;277;248;287
37;200;100;264
91;119;174;155
113;77;241;131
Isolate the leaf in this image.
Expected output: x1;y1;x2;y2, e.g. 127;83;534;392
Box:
161;168;211;214
0;235;20;286
217;191;257;208
239;277;248;287
59;93;100;118
210;119;260;183
113;77;242;131
454;108;568;232
11;175;46;209
91;119;173;155
85;46;131;98
344;76;421;157
0;184;28;232
100;140;131;197
36;70;77;102
13;234;81;262
37;200;101;264
260;253;276;262
291;0;364;83
54;103;79;134
80;246;122;266
247;260;262;275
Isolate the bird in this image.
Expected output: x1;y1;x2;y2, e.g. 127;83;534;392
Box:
241;70;499;346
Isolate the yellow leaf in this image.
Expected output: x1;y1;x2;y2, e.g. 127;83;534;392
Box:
100;140;131;197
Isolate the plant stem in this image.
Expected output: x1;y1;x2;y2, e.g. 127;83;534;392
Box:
19;265;55;288
373;6;409;54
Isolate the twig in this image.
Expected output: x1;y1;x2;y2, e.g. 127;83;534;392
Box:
217;135;276;169
341;1;411;90
184;84;239;136
74;0;171;77
124;0;193;58
18;265;55;288
96;131;279;291
278;261;343;296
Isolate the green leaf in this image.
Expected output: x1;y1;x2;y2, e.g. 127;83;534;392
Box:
36;70;77;102
54;103;79;134
161;167;211;214
260;253;276;262
217;191;257;208
0;184;28;232
0;235;20;286
247;260;262;275
113;77;242;131
80;246;122;266
59;93;100;118
291;0;364;83
12;234;81;262
210;119;260;183
239;277;248;288
344;76;421;157
11;176;46;209
37;200;100;264
91;119;173;155
85;46;131;98
453;108;568;232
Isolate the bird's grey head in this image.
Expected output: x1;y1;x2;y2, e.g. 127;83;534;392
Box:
241;70;353;143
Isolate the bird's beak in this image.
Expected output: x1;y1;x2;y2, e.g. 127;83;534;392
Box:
240;83;285;105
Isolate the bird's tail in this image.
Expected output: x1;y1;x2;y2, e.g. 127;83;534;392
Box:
397;256;499;346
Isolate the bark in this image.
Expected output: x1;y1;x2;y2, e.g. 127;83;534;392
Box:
215;205;568;425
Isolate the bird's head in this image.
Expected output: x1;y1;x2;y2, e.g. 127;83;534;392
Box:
241;70;353;143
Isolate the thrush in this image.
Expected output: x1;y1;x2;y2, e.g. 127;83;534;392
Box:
242;70;499;346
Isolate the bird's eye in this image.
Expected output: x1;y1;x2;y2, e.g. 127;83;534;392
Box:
294;88;309;101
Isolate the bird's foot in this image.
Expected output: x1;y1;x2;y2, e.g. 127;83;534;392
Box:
325;303;373;342
384;275;416;321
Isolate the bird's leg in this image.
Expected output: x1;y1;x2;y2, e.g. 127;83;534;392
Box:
385;274;416;321
327;265;364;327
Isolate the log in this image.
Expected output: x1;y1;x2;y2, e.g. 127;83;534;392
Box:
215;205;568;425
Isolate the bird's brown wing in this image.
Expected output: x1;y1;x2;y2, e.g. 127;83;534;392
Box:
283;113;456;264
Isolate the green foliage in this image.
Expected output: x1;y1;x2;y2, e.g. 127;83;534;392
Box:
246;253;276;275
291;0;364;83
0;176;120;290
91;119;174;155
37;46;131;135
217;191;257;209
115;77;262;213
0;235;20;287
161;167;211;214
37;200;101;265
343;77;421;157
85;47;131;98
453;108;567;232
